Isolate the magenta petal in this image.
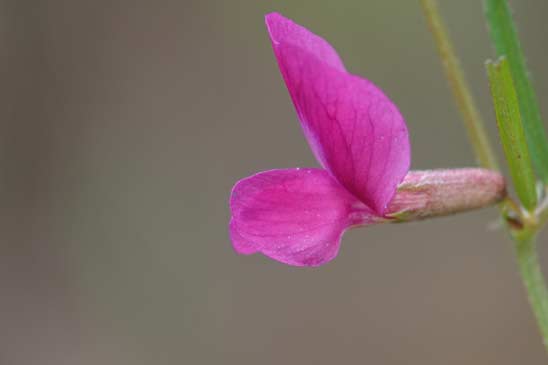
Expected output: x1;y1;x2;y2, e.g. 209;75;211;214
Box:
229;168;376;267
265;12;346;72
265;13;411;214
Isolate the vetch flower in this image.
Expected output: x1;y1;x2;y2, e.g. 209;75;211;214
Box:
229;13;505;267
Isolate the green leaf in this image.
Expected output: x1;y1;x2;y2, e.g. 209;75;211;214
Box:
486;58;537;211
484;0;548;184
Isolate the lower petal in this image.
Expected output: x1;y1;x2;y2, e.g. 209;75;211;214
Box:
229;168;376;267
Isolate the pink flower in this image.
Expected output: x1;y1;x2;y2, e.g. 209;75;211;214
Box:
229;13;504;267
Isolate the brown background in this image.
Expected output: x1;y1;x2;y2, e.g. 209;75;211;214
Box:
3;0;548;364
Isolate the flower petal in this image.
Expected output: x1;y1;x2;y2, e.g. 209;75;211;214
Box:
265;12;345;72
229;168;376;267
265;13;411;214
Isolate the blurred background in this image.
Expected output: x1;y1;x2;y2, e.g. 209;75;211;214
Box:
2;0;548;364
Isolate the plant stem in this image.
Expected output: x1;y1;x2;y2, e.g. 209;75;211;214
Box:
420;0;499;171
514;231;548;351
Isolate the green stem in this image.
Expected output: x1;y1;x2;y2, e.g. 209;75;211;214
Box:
514;231;548;351
420;0;499;171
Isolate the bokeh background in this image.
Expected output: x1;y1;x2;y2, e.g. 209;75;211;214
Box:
3;0;548;364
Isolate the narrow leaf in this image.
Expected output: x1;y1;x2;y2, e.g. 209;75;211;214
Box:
486;57;537;211
485;0;548;183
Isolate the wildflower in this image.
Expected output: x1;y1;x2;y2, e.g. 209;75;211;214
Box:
229;13;505;267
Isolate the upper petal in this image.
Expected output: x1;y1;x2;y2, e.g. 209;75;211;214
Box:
265;12;345;72
229;168;376;267
266;13;411;214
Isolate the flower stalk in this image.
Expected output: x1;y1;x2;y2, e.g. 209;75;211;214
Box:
420;0;499;171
